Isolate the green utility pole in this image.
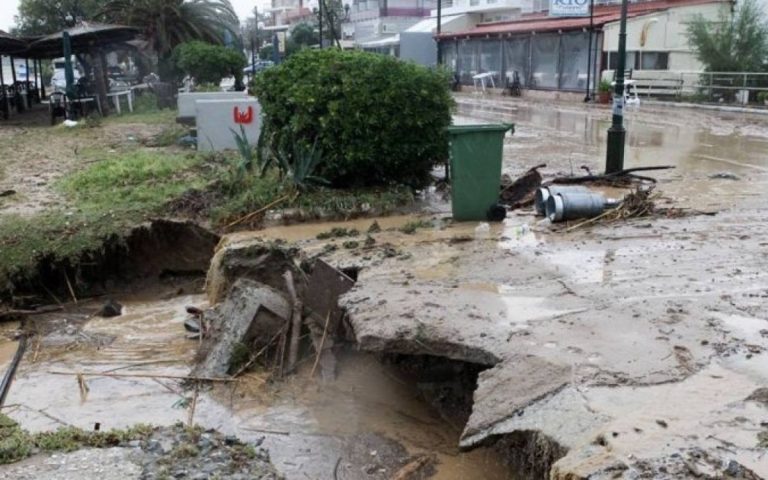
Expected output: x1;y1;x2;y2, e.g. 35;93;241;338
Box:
605;0;629;173
436;0;442;65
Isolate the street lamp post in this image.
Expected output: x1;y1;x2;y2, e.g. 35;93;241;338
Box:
436;0;442;66
319;0;324;49
252;7;258;72
583;0;594;102
605;0;629;173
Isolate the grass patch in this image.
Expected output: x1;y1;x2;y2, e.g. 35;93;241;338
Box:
210;179;415;227
103;108;177;126
0;413;153;465
316;227;359;240
101;93;176;126
0;150;217;286
400;219;433;235
143;124;190;147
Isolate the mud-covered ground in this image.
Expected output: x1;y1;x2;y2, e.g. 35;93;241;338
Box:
2;96;768;479
0;106;173;217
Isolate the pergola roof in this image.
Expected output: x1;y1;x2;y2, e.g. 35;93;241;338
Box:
0;23;141;59
25;22;141;59
0;31;28;56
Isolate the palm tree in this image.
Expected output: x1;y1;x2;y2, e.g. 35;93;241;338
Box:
99;0;240;59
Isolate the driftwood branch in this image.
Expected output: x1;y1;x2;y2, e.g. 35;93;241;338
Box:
0;305;64;322
224;194;292;229
309;312;331;379
48;371;236;382
552;165;675;184
284;270;302;374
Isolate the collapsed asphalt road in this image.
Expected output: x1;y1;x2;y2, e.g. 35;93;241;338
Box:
2;97;768;479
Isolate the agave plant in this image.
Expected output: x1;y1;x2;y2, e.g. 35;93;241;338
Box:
270;139;329;190
229;125;257;180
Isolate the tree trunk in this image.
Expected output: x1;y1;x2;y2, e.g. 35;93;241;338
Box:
92;49;111;116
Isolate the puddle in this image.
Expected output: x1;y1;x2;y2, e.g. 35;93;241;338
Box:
583;361;768;478
2;294;512;480
0;321;21;367
712;312;768;344
3;294;206;431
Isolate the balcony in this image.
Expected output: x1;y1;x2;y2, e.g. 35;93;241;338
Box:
433;0;523;15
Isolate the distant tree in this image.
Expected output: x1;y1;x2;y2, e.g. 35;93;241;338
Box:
99;0;240;59
241;10;273;48
315;0;346;47
173;40;246;85
290;22;319;47
259;44;275;61
686;0;768;72
13;0;100;35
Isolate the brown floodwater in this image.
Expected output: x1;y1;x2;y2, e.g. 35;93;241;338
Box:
0;293;511;479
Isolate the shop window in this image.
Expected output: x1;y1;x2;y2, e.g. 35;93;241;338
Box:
479;40;502;85
638;52;669;70
531;33;560;89
607;51;636;71
503;36;530;87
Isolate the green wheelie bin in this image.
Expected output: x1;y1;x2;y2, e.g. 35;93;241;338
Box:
446;123;514;221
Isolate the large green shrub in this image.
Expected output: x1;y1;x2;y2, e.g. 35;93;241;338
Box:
253;49;454;188
173;41;246;85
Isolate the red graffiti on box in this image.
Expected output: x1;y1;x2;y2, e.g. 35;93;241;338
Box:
233;106;254;124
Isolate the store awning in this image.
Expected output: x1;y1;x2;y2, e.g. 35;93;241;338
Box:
359;35;401;48
405;14;470;34
438;0;721;39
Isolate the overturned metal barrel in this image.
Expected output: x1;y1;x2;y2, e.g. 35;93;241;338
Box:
546;191;612;222
534;185;590;216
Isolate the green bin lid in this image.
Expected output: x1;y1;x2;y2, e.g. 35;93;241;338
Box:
446;123;514;135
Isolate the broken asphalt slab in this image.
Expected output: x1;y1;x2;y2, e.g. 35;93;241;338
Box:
338;208;768;479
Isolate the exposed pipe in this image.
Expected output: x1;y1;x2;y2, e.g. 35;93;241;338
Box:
546;191;619;222
534;185;590;216
0;335;28;408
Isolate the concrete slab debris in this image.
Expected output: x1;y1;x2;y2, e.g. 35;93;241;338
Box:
193;278;290;378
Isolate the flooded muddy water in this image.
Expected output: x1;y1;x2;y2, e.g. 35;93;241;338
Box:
455;96;768;209
0;292;511;479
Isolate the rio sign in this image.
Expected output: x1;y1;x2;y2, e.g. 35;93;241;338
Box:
550;0;590;17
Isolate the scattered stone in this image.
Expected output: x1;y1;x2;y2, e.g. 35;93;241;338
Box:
708;172;741;180
368;221;381;233
96;299;123;318
745;388;768;406
184;318;201;333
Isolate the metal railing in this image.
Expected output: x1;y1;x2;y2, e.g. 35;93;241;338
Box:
605;70;768;105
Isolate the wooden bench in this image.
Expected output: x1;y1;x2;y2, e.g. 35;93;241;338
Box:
631;75;684;97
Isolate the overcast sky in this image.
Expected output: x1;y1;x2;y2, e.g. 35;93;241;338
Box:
0;0;270;32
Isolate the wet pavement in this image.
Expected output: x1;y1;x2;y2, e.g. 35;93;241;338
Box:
340;96;768;478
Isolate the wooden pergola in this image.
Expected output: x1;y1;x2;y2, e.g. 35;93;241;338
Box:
0;23;141;120
0;31;32;119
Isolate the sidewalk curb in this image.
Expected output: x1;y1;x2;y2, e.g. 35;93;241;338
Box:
643;100;768;115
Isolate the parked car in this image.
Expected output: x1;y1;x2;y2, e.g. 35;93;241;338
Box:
243;60;274;75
